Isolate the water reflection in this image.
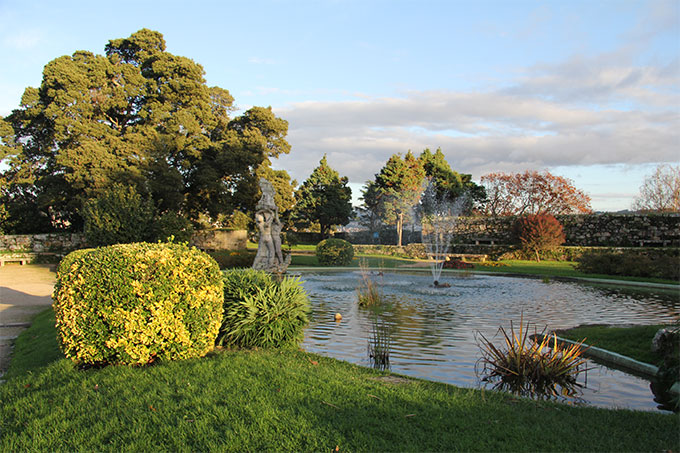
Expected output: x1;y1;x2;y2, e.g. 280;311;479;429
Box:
298;270;680;412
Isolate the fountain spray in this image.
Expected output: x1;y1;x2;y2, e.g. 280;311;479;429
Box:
420;180;467;285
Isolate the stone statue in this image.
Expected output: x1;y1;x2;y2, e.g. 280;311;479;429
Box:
252;178;291;273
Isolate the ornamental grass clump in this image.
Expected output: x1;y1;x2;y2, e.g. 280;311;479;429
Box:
53;243;224;366
218;269;310;348
476;316;590;399
356;261;384;308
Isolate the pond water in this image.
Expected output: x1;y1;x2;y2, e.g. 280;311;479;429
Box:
296;270;680;412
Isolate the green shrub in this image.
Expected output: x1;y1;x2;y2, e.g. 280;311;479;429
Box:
576;249;680;281
53;243;224;366
218;269;310;348
82;184;156;246
316;238;354;266
208;250;255;269
225;210;251;230
152;211;194;243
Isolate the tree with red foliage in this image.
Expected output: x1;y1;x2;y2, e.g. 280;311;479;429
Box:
481;170;592;216
514;214;566;262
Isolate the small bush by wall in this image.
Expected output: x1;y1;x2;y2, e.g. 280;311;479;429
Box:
218;269;310;348
575;249;680;281
316;238;354;266
53;243;224;366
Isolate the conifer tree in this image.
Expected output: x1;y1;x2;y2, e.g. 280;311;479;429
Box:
292;155;352;238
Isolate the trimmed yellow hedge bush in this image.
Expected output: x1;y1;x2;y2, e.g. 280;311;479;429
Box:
53;243;224;366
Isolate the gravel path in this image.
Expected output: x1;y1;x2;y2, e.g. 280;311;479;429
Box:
0;264;56;380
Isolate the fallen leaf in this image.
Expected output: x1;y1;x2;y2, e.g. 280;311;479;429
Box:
367;394;382;401
334;446;340;452
149;405;156;412
322;401;339;409
309;360;319;366
405;414;416;418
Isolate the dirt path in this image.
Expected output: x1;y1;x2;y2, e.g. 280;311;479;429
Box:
0;264;56;379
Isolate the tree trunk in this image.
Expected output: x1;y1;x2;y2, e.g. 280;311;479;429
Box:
397;212;404;247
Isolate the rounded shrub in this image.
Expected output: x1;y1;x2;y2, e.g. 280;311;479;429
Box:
316;238;354;266
53;242;224;366
218;269;310;348
513;214;565;262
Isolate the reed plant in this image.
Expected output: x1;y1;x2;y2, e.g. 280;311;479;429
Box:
476;315;590;399
356;261;384;308
368;315;392;370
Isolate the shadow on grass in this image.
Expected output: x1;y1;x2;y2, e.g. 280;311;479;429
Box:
3;308;64;380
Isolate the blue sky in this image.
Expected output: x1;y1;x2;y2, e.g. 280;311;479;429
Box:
1;0;678;211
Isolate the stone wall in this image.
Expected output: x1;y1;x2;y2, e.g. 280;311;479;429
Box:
449;213;680;247
190;229;247;251
0;229;248;254
0;233;87;253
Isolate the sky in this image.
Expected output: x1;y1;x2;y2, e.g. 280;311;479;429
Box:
0;0;678;212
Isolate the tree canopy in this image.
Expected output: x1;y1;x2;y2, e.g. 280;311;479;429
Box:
480;170;592;216
361;148;484;246
632;164;680;213
362;151;425;246
418;148;485;205
292;155;352;238
0;29;291;233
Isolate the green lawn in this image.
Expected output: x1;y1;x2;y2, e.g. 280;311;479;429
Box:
1;309;678;452
557;324;672;366
470;260;679;285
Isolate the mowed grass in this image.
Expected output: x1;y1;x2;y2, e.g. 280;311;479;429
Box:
557;324;672;366
1;309;679;452
472;260;679;285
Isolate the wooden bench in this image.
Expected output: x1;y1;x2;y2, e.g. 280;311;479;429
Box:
0;253;37;266
445;253;488;262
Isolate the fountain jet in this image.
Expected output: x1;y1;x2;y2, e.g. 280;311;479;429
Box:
419;180;467;285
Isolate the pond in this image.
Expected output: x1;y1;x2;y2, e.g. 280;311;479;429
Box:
296;270;680;412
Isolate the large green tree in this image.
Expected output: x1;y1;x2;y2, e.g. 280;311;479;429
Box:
418;148;485;207
363;151;425;247
0;29;290;233
292;155;352;238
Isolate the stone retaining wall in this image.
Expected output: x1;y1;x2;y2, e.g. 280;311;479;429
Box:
190;229;247;251
0;229;248;254
450;213;680;247
344;213;680;247
0;233;87;253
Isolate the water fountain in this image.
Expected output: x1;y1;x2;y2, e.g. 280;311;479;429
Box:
419;180;467;285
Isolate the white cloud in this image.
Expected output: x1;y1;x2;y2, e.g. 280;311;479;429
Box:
273;50;680;197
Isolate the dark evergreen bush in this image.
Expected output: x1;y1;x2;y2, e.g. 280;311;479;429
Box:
316;238;354;266
218;269;310;348
53;243;224;366
82;184;155;246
